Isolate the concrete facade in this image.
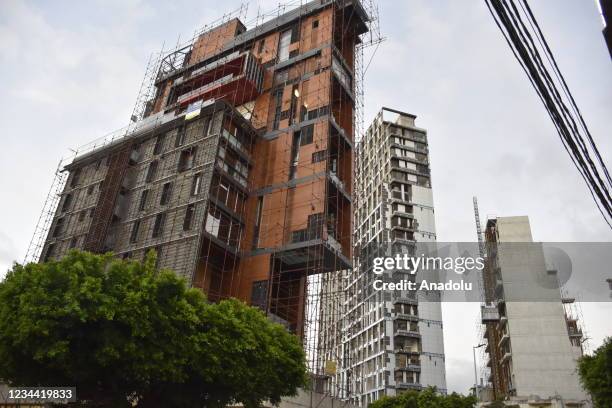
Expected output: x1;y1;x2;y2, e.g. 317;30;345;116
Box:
481;216;588;405
339;108;446;406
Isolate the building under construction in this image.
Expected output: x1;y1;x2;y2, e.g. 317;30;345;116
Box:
339;108;447;405
29;0;381;380
479;216;588;406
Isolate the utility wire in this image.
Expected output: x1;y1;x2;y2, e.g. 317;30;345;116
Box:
484;0;612;228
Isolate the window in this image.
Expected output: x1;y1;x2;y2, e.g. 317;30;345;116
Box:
217;181;229;202
291;213;323;242
299;124;314;146
154;246;163;268
178;147;197;172
153;135;165;155
205;212;220;237
312;20;319;29
274;69;289;85
277;29;291;62
89;208;95;218
129;145;141;165
289;84;298;125
78;211;86;222
290;24;299;43
152;213;166;238
191;173;202;196
139;189;149;211
52;217;64;238
69;237;78;249
183;204;195;231
252;197;263;249
130;219;141;243
175;126;186;147
271;88;283;130
204;207;240;246
61;194;72;212
70;169;81;187
202;116;211;136
312;150;326;163
301;105;329;122
44;244;56;262
160;182;172;205
258;39;265;53
251;280;268;310
146;160;158;183
289;131;301;180
87;185;94;195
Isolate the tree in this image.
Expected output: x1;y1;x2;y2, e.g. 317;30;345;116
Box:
0;250;308;407
578;337;612;408
368;387;476;408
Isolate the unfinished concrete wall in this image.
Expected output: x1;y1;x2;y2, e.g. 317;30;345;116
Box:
494;217;587;402
189;18;246;64
41;155;110;262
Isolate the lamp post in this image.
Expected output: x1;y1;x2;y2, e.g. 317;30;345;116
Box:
473;343;486;401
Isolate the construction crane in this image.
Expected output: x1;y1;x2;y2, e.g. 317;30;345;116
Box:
473;196;486;260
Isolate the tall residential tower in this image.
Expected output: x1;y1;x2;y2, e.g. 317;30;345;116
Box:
343;108;446;406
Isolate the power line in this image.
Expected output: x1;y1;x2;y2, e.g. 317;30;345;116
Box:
484;0;612;228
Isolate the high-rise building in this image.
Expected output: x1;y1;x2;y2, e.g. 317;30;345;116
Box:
342;108;446;406
598;0;612;58
480;216;588;406
35;0;371;340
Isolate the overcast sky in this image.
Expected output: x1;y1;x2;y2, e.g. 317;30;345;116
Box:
0;0;610;394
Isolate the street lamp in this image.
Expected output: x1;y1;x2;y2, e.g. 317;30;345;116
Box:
473;343;486;401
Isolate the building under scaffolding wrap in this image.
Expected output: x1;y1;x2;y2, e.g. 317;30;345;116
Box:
27;0;383;392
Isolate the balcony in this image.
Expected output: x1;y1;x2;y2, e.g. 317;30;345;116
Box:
221;129;251;161
393;297;418;306
394;348;420;355
396;364;421;372
390;190;411;201
568;327;583;338
394;329;421;339
173;51;264;108
481;304;500;323
498;332;510;348
389;130;427;144
396;383;423;391
390;162;430;178
390;141;428;155
390;150;429;165
501;351;512;364
329;171;350;199
394;313;419;322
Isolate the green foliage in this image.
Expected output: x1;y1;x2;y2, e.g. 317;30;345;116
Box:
578;337;612;408
0;250;308;407
368;387;476;408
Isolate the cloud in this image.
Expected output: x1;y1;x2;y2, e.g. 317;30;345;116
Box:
0;0;609;395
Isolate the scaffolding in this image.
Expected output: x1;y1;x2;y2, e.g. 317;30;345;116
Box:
26;0;381;404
